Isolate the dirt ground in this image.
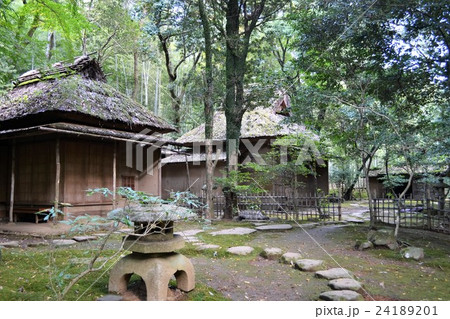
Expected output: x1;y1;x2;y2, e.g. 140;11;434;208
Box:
1;202;449;301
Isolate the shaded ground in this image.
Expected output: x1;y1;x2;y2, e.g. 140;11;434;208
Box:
0;201;449;301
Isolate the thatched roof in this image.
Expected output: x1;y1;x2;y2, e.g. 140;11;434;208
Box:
176;107;314;144
0;57;175;133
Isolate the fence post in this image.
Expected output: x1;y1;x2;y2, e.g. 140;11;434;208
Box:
338;198;342;221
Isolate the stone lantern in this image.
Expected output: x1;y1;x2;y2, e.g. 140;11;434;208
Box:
108;204;195;300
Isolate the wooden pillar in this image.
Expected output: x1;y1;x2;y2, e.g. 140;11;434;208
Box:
54;138;60;216
113;142;117;209
8;140;16;223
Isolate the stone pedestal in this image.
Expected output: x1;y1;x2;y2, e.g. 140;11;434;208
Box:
109;252;195;301
107;206;196;301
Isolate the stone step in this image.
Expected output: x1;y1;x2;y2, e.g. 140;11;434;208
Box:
226;246;254;255
319;290;364;301
315;268;353;280
295;259;324;272
328;278;362;291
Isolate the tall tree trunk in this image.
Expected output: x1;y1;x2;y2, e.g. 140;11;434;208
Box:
343;145;378;200
46;31;55;61
222;0;265;219
362;152;375;229
223;0;243;219
198;0;215;220
132;49;139;101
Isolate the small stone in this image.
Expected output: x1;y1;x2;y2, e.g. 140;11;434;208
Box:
280;252;302;264
51;239;77;246
328;278;362;291
368;229;398;249
73;236;97;242
196;244;220;251
210;227;256;236
295;259;324;271
401;247;424;261
319;290;364;301
255;224;293;231
355;240;373;251
260;248;283;260
174;229;204;237
227;246;254;255
315;268;353;280
0;241;20;248
97;294;123;301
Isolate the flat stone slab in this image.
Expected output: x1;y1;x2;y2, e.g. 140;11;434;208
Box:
210;227;256;236
184;236;200;243
315;268;353;280
73;236;97;242
319;290;364;301
196;244;220;251
280;252;302;264
227;246;254;255
174;229;204;237
0;241;20;248
260;247;283;260
51;239;77;246
295;259;324;271
328;278;362;291
255;224;293;231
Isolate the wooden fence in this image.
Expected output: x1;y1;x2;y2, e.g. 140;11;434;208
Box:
198;194;342;222
373;197;450;233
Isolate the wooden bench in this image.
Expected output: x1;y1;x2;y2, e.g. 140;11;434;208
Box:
13;206;52;224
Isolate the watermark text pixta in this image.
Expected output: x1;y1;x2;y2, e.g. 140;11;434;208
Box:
126;130;324;175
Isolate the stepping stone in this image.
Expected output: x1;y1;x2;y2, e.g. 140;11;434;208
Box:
319;290;364;301
51;239;77;246
196;244;220;251
174;229;204;237
328;278;362;291
260;247;283;260
0;241;20;248
184;236;200;243
315;268;353;280
73;236;97;242
227;246;254;255
253;222;268;226
280;252;302;264
255;224;292;231
295;259;324;271
210;227;256;236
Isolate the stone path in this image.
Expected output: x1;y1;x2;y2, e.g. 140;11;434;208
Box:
210;227;256;236
295;259;323;272
255;224;293;231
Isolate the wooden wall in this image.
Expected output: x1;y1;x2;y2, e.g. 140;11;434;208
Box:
15;140;55;205
0;144;8;219
161;161;226;199
62;139;114;217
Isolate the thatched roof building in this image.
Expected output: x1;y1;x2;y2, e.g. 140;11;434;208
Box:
0;56;176;223
161;105;328;199
0;57;174;133
176;107;314;145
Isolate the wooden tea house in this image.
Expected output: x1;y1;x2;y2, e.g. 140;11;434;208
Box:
0;56;176;223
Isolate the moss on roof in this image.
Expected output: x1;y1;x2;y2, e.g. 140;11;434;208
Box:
177;107;314;144
0;65;174;133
